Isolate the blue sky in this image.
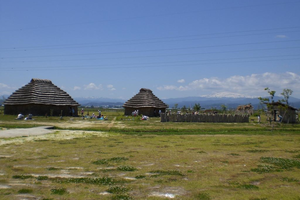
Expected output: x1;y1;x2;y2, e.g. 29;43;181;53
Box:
1;0;300;100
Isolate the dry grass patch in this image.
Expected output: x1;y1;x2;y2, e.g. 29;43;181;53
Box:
0;125;299;199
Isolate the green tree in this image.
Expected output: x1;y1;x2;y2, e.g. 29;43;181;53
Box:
221;104;227;113
193;103;201;112
187;107;191;113
174;103;178;110
279;89;293;124
258;87;276;104
258;88;276;125
266;87;276;103
181;105;187;113
280;89;293;105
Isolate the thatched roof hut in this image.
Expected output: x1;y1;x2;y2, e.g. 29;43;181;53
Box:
266;102;298;123
123;88;168;117
4;78;79;116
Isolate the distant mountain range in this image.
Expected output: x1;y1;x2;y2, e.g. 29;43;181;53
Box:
2;96;299;110
74;96;300;110
74;97;125;108
164;96;300;110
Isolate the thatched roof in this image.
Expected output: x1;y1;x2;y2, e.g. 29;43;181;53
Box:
4;78;79;106
123;88;167;108
266;102;297;111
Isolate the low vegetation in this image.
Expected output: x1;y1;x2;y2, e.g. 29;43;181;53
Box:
0;110;299;199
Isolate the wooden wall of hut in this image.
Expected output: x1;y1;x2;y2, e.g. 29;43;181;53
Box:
283;109;297;123
4;105;78;117
272;105;297;123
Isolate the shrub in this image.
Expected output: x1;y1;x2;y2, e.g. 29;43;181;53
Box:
51;188;67;195
54;177;116;185
195;192;211;200
18;188;33;194
238;184;259;190
282;177;299;182
107;186;129;194
48;167;60;171
12;175;33;179
117;166;137;171
251;164;281;173
92;157;128;165
135;175;146;179
37;176;49;180
260;157;300;170
251;157;300;173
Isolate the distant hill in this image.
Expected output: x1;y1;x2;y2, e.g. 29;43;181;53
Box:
3;91;299;109
75;97;125;108
163;97;259;110
2;95;299;109
163;96;300;110
0;95;8;106
74;96;300;110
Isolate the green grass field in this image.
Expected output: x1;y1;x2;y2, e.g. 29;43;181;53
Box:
0;109;299;199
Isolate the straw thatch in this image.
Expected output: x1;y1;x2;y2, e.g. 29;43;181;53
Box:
123;88;168;117
4;78;79;116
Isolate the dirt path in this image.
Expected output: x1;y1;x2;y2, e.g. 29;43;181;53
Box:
108;117;116;128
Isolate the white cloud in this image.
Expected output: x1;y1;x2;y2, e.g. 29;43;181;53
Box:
0;83;12;89
118;96;127;100
178;85;189;91
73;86;81;90
157;72;300;98
189;77;223;89
0;83;16;96
275;35;287;38
84;83;103;90
107;84;116;91
200;92;255;98
177;79;185;83
157;85;178;91
0;91;12;96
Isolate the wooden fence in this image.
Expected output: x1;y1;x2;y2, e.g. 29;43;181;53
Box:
161;113;249;123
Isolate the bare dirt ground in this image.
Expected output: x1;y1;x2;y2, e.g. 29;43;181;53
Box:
0;126;55;138
0;118;124;146
0;117;126;129
0;129;110;146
